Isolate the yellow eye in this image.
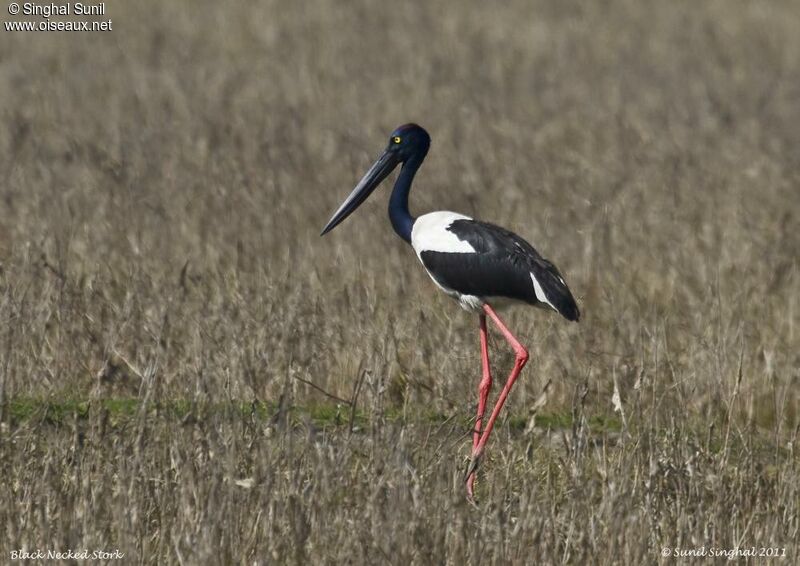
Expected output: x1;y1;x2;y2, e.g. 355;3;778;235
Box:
393;136;402;144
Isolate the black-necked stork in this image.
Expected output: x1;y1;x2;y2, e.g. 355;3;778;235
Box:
321;124;579;500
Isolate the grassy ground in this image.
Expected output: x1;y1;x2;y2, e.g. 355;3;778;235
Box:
1;0;799;563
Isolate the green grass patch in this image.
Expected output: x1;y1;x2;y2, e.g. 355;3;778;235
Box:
4;396;623;435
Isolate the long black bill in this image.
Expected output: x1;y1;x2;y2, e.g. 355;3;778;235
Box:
320;149;400;236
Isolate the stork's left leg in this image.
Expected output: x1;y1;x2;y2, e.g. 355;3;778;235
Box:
465;304;529;488
466;313;492;499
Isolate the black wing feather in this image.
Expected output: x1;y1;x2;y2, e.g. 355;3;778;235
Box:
420;219;580;321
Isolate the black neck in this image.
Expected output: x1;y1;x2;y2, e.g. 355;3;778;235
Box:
388;152;424;243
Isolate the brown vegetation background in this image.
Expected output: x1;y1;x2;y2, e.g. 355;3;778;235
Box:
1;0;799;563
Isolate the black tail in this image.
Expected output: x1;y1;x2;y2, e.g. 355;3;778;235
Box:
535;266;580;322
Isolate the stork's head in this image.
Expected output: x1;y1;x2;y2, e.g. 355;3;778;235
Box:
386;123;431;162
320;123;430;236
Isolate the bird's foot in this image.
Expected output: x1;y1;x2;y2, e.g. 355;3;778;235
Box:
466;473;480;506
465;450;482;480
464;451;483;504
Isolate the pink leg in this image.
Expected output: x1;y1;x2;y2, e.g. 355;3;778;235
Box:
465;304;529;491
467;314;492;499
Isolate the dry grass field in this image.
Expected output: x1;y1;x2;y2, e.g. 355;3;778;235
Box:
1;0;799;563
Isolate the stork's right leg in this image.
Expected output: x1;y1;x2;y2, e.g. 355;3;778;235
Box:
467;313;492;500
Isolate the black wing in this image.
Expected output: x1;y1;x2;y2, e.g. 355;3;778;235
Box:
419;219;580;321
